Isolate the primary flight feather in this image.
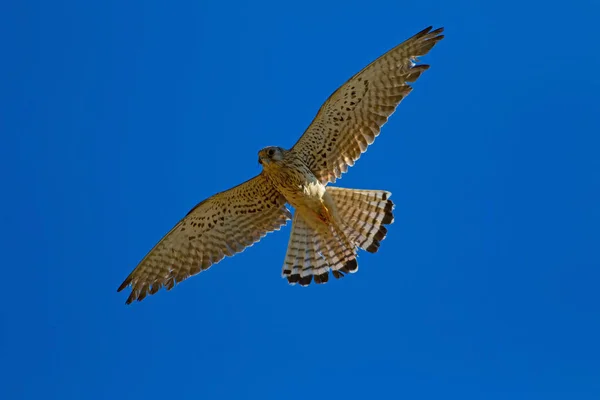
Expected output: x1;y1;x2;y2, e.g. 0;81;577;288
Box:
118;26;444;304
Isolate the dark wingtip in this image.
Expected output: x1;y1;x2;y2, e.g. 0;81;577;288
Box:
125;293;135;305
149;283;161;295
413;26;444;45
425;26;444;38
417;26;433;36
117;278;130;293
416;26;445;50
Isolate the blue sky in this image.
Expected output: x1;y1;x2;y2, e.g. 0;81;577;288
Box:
2;0;599;398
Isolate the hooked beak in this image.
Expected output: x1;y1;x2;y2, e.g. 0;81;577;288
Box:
258;157;262;165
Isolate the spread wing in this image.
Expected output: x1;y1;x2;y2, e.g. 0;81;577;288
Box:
118;174;291;304
290;26;444;184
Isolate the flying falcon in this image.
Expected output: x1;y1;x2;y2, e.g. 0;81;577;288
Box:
118;26;444;304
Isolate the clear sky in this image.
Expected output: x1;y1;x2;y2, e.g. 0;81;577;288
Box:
2;0;599;399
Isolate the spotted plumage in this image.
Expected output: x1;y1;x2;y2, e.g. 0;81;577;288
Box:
118;26;444;303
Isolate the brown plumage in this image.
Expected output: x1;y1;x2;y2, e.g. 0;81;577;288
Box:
118;26;444;303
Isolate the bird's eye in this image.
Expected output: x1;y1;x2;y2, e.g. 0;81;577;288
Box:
268;149;275;157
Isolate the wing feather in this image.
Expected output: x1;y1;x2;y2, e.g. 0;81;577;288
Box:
291;26;444;184
118;174;291;304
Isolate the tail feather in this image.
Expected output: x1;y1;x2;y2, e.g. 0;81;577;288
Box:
322;228;357;274
283;213;304;283
328;187;394;253
283;213;330;285
299;229;329;286
281;187;394;286
309;234;330;284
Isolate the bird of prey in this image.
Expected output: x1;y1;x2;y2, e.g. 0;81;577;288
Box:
118;26;444;304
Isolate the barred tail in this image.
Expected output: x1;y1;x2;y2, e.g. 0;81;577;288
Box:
327;187;394;254
281;187;393;286
282;212;357;286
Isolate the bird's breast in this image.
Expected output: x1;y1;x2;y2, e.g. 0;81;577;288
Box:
263;156;327;214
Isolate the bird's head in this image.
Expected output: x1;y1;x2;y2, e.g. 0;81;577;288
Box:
258;146;285;167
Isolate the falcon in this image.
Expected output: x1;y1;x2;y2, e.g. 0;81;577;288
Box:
118;26;444;304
